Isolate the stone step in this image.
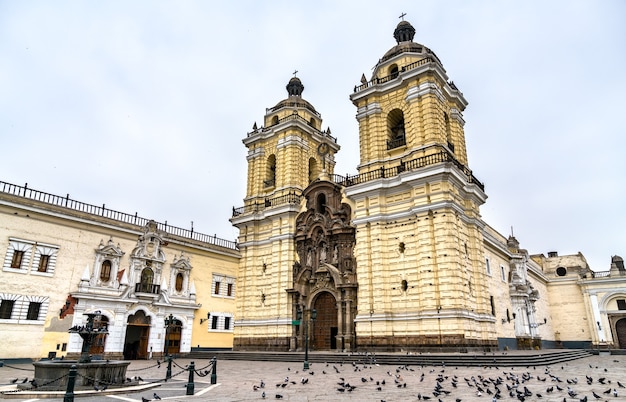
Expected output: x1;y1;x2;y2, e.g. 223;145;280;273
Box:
188;349;592;367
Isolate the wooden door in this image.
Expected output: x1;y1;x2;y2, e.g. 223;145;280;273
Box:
312;292;337;350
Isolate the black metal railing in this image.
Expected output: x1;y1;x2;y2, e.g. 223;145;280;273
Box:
330;145;484;191
387;134;406;150
231;145;484;217
247;113;338;143
135;283;160;294
0;180;238;250
354;57;435;92
232;191;302;217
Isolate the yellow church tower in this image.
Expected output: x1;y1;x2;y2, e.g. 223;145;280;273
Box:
231;76;339;350
345;19;496;350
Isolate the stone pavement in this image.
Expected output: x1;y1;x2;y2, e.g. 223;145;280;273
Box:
1;352;625;401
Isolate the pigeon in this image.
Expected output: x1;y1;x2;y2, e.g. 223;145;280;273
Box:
262;391;266;398
141;398;150;402
153;392;162;400
276;394;283;399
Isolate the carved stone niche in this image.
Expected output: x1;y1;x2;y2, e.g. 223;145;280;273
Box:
294;179;355;282
92;237;125;288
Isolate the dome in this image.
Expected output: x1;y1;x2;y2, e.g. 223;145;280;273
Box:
393;20;416;43
378;19;442;65
269;76;318;115
286;77;304;96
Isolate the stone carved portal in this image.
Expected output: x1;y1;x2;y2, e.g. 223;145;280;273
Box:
290;180;357;351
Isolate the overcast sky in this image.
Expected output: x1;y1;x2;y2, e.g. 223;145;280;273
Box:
1;1;624;271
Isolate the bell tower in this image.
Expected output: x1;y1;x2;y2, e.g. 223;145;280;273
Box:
346;19;496;350
231;76;339;350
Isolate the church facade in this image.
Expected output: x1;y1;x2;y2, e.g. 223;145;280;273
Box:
1;19;626;360
230;19;626;352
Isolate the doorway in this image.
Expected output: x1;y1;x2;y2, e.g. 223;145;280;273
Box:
312;292;338;350
165;319;182;355
615;318;626;348
124;310;151;360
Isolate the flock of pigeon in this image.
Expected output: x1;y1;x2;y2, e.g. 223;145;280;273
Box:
248;358;625;401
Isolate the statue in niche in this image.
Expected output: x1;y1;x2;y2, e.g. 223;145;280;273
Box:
306;249;313;267
332;245;339;264
320;243;328;263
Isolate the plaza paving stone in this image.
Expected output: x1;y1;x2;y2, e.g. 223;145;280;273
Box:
1;352;625;401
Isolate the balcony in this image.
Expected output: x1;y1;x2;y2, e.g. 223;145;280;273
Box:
134;283;160;299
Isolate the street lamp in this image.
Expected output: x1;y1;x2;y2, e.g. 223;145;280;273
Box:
164;313;174;380
298;307;316;371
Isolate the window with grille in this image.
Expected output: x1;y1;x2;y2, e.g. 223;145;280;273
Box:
11;250;24;268
0;300;15;319
26;302;41;320
100;260;112;281
37;255;50;272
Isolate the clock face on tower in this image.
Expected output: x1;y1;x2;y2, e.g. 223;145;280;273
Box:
317;142;329;156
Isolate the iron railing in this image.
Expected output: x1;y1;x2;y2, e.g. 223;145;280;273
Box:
232;191;302;217
0;180;238;250
354;57;435;92
247;113;338;143
135;283;160;294
232;145;483;217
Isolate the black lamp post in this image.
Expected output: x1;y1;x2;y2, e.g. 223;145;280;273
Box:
298;307;316;371
164;313;174;380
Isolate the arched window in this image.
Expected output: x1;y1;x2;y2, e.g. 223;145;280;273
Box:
175;273;184;292
387;109;406;149
309;117;317;129
316;193;326;214
271;115;279;125
264;155;276;187
389;64;399;79
308;157;318;183
140;268;153;286
444;112;454;152
100;260;112;282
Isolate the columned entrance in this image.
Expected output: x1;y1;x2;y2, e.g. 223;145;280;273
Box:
124;310;151;360
312;292;337;350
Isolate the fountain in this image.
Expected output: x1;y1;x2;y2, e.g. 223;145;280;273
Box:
31;311;130;390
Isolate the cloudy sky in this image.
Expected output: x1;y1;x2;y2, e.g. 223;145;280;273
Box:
1;1;624;271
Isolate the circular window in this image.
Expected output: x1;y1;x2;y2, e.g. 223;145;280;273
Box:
556;267;567;277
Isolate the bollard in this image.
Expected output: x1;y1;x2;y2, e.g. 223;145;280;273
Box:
63;365;77;402
211;356;217;385
186;361;195;395
166;354;172;380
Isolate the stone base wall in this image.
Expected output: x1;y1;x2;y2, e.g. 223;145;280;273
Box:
233;336;291;351
233;334;497;352
355;334;497;352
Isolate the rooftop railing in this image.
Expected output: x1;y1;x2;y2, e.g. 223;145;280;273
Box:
0;180;238;250
247;113;337;143
232;145;483;217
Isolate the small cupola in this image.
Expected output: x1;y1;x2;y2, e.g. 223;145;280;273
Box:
393;20;416;43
